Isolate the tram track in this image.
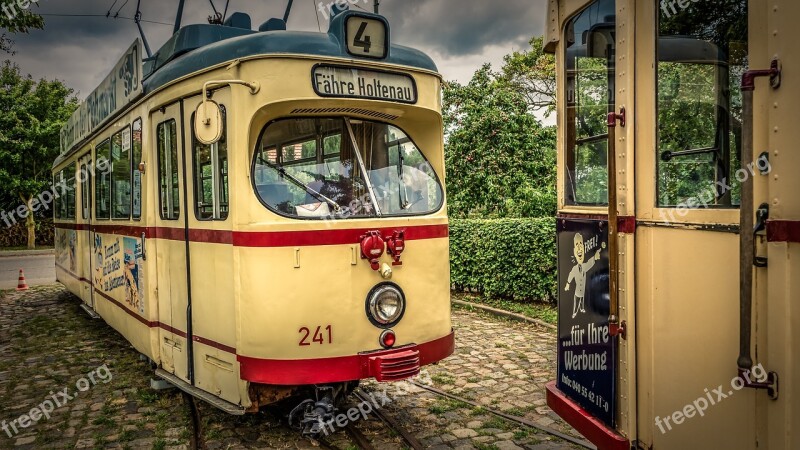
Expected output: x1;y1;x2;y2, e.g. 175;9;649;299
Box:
183;393;206;450
183;380;592;450
409;381;596;449
352;389;424;450
315;381;595;450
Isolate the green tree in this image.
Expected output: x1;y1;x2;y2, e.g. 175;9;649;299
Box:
0;4;44;54
443;56;557;219
0;62;78;248
499;36;557;116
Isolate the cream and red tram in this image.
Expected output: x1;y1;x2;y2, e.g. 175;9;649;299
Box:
545;0;800;449
52;7;453;432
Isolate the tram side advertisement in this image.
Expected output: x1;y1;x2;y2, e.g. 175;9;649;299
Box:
93;234;146;316
556;219;616;427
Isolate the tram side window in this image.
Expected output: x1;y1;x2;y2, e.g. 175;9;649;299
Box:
657;0;748;208
54;166;76;220
112;127;132;219
563;0;615;206
157;120;180;220
132;119;143;219
95;140;112;220
81;162;91;220
65;164;76;219
191;110;229;221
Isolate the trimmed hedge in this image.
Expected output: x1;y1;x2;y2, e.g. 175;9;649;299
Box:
450;218;557;303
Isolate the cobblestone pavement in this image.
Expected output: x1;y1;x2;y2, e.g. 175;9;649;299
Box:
0;286;589;450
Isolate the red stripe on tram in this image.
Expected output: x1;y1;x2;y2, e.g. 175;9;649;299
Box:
232;224;449;247
56;264;234;351
54;223;449;247
767;220;800;243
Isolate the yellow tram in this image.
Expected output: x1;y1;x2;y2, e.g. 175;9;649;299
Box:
546;0;799;449
52;6;453;433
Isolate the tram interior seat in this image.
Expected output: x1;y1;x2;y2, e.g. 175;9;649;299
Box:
259;18;287;32
224;13;252;30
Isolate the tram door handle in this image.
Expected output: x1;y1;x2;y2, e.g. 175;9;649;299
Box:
753;204;769;268
141;232;147;261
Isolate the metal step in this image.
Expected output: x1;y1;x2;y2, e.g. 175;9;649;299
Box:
80;304;100;319
154;368;246;415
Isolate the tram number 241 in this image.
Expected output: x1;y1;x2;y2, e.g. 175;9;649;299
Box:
299;325;333;346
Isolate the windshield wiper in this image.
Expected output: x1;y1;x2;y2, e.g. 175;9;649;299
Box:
395;145;411;210
264;160;342;213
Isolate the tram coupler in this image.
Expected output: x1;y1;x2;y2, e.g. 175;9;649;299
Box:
738;367;779;400
288;385;340;437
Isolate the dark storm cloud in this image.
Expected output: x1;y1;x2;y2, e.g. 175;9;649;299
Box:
380;0;547;56
5;0;546;97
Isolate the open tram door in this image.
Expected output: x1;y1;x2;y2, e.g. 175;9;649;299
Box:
546;0;798;449
150;102;192;384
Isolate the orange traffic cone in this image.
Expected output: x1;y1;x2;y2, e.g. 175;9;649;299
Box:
16;269;29;291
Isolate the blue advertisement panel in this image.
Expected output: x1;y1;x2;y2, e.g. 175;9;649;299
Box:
557;218;616;427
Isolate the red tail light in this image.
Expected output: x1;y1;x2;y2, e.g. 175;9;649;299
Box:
380;330;396;349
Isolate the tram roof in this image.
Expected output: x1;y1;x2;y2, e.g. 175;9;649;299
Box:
55;10;438;167
143;12;439;94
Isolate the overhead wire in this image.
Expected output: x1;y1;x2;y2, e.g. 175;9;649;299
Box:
106;0;119;17
113;0;130;18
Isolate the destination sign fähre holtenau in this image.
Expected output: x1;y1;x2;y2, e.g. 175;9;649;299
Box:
313;65;417;104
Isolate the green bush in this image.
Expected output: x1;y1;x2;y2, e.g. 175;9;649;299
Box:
450;218;557;304
0;218;54;248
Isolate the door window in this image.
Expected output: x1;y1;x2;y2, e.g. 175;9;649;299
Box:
157;120;180;220
191;109;229;221
95;140;112;220
656;0;748;207
563;0;616;206
132;119;143;219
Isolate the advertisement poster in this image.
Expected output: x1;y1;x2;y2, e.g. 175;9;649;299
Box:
94;234;145;315
557;219;616;427
55;229;77;273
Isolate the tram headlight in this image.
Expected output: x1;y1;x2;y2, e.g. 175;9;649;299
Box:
366;283;406;327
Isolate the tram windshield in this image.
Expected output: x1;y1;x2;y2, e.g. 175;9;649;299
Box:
253;117;444;219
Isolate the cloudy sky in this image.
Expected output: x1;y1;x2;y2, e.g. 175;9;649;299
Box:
4;0;548;99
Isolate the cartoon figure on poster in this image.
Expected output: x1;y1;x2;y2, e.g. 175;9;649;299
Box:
69;231;77;273
94;234;104;287
123;252;140;311
123;237;145;315
565;232;603;319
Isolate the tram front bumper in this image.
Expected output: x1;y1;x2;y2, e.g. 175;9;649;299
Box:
238;330;454;385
